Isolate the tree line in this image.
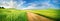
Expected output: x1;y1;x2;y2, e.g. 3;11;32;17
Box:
0;7;5;9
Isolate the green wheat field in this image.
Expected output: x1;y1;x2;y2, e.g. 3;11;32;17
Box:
0;8;60;21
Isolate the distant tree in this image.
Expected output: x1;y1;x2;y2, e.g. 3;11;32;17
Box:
0;7;1;8
0;7;5;9
0;7;2;9
2;7;5;9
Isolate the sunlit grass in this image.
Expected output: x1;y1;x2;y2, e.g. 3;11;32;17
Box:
29;9;59;19
0;9;59;21
0;9;28;21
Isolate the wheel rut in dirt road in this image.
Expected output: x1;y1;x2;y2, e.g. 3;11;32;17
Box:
27;11;54;21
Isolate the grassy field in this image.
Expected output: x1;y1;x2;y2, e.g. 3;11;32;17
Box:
28;9;60;20
0;8;60;21
0;9;28;21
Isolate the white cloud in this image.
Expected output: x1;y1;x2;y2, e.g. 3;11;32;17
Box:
0;0;56;9
22;3;37;10
22;2;54;10
0;0;27;10
0;0;25;8
0;0;14;8
16;1;26;10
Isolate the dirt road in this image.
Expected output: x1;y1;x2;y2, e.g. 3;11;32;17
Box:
27;11;54;21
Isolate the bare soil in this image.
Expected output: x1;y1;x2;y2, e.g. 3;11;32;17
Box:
27;11;54;21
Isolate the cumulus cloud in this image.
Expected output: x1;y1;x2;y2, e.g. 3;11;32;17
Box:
0;0;26;9
22;2;55;10
0;0;14;8
16;1;26;10
20;0;55;10
22;3;37;10
0;0;58;9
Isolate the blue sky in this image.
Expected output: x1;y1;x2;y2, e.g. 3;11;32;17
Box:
0;0;60;9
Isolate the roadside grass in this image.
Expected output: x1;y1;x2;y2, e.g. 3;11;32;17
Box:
0;9;28;21
28;9;60;20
